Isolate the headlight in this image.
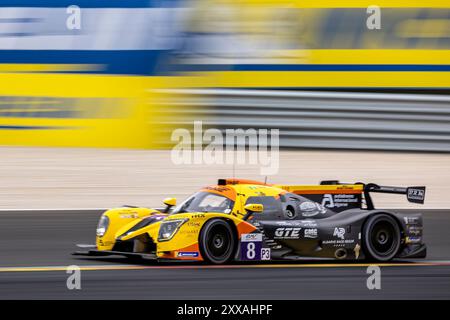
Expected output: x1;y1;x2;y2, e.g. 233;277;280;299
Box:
96;215;109;237
158;219;188;242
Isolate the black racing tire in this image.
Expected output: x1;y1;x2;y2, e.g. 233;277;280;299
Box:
199;219;236;264
362;214;401;262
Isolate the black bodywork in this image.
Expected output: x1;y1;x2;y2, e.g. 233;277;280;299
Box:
245;181;426;261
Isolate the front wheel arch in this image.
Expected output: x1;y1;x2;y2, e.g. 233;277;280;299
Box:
198;218;238;264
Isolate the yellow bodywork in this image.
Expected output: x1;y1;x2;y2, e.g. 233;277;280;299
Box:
96;207;160;250
95;179;363;261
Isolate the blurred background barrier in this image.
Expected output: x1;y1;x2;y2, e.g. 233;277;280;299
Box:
0;74;176;148
0;1;449;149
170;0;450;90
155;89;450;152
0;0;181;149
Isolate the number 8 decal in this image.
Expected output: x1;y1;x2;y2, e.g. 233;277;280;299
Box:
240;233;263;261
247;242;256;259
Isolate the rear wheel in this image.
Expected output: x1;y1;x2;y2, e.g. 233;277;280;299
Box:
363;214;401;261
199;219;236;264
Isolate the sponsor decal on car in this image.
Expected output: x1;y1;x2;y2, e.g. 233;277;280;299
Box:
187;221;201;227
179;229;199;235
304;228;318;239
403;216;420;225
177;252;199;257
191;214;206;219
204;186;232;193
98;239;113;246
407;225;423;236
119;213;139;219
333;227;346;240
241;233;263;242
299;201;326;217
323;239;355;246
274;227;301;239
276;221;302;226
407;187;425;202
301;220;318;228
406;236;422;244
321;194;360;209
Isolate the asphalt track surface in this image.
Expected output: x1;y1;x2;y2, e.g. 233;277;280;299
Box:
0;209;450;299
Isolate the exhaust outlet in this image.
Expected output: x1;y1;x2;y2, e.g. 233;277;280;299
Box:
334;248;347;259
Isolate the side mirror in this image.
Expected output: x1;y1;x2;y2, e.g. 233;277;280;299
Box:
163;198;177;207
244;203;264;213
163;198;176;212
243;203;263;220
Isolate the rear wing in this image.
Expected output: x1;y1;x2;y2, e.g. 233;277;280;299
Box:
362;183;426;209
320;181;426;209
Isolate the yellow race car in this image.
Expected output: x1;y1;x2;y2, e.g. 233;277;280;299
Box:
74;178;426;264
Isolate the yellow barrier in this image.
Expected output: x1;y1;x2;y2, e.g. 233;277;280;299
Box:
1;0;449;149
0;73;174;149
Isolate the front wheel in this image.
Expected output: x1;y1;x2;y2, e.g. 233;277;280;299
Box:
199;219;236;264
362;214;401;261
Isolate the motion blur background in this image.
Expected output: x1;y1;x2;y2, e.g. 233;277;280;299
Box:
0;0;449;209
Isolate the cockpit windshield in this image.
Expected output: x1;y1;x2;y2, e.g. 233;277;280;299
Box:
171;192;234;214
